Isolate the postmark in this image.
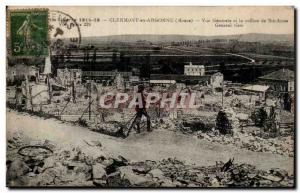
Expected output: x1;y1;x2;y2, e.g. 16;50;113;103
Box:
49;10;81;54
8;9;49;57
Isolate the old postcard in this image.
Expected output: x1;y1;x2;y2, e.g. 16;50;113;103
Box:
6;6;295;188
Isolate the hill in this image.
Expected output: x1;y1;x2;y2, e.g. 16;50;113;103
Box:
81;33;294;44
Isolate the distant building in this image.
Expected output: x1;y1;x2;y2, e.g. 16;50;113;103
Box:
258;69;295;111
184;62;205;76
242;85;270;101
129;76;140;83
210;72;224;89
131;68;140;76
114;73;125;90
57;68;82;87
150;74;210;85
7;64;39;83
150;79;176;86
258;69;294;93
82;71;132;82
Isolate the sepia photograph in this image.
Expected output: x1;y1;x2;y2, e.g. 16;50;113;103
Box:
5;6;295;188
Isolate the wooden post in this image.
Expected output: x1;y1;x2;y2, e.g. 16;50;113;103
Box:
47;74;52;104
88;82;91;120
276;122;280;137
15;85;19;108
260;126;262;138
25;76;31;110
29;86;33;111
72;80;76;103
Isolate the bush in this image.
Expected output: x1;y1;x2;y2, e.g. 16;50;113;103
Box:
78;118;88;127
250;107;268;127
216;110;233;135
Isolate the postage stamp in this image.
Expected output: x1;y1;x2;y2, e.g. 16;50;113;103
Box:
8;9;49;57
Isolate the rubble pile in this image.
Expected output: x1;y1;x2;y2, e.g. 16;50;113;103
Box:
41;98;82;115
7;135;293;187
176;108;293;157
196;129;294;157
154;158;293;187
153;118;178;131
178;117;214;133
92;121;126;138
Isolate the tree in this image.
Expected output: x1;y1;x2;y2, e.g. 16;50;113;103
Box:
251;107;268;127
216;110;233;135
264;106;278;134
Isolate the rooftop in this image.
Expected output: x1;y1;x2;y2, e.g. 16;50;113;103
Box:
184;62;204;68
259;69;294;81
150;74;210;81
82;71;132;77
242;85;270;92
150;80;176;84
212;72;223;76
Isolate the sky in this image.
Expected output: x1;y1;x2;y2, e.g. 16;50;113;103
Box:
9;6;294;37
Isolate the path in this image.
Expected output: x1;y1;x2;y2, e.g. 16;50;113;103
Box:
6;109;293;174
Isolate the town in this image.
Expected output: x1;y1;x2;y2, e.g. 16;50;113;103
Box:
6;34;295;187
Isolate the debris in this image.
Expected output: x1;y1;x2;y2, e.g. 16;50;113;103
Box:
6;139;294;188
41;156;55;172
221;158;234;172
92;163;107;180
6;111;294;187
92;163;107;186
104;156;128;175
106;171;130;187
132;164;152;174
259;174;282;182
148;169;164;179
209;177;220;187
83;139;102;147
117;166;158;187
196;129;293;157
7;159;30;179
92;122;125;138
18;145;53;158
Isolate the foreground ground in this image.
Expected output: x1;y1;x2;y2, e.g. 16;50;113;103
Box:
6;109;294;187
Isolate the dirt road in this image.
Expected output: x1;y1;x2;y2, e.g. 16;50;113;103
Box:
6;109;294;174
